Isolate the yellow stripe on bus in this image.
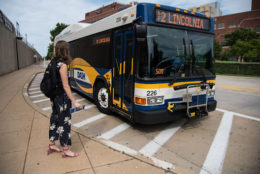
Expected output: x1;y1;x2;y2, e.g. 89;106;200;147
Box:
123;61;126;74
135;80;215;89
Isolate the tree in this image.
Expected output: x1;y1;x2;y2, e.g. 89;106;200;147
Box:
232;39;260;62
46;23;68;59
214;39;222;60
220;49;233;61
224;28;259;46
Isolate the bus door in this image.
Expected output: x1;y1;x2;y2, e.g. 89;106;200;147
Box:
112;30;134;113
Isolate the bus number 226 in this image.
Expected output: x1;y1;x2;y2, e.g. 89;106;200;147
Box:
147;90;157;96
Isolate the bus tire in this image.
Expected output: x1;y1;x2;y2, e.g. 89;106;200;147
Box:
94;82;111;114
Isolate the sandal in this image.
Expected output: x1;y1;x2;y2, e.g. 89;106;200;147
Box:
61;148;79;158
47;143;61;155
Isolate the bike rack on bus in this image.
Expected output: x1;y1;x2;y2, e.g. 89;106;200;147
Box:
183;84;209;118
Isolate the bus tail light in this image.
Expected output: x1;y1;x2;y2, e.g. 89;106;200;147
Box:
135;97;146;105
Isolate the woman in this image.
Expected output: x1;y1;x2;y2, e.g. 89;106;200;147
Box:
47;40;81;158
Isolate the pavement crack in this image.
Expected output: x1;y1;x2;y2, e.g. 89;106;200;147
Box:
22;111;35;174
93;158;134;169
0;89;20;114
78;133;97;174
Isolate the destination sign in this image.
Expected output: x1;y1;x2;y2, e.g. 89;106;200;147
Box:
155;9;210;30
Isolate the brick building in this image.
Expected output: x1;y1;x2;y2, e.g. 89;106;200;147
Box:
80;2;137;23
214;0;260;45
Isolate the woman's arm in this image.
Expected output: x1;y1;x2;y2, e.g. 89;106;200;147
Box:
60;64;81;108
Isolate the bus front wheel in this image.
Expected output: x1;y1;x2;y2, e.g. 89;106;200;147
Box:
94;82;111;114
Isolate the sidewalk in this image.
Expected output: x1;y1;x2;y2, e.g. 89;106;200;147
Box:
0;62;167;174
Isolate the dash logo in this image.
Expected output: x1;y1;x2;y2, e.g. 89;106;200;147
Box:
77;71;86;80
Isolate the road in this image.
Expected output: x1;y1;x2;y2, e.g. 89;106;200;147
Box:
24;71;260;174
215;75;260;118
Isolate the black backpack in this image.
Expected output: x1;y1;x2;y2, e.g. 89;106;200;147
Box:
40;59;63;99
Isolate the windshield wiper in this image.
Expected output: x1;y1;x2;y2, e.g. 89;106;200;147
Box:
190;39;207;84
169;38;188;86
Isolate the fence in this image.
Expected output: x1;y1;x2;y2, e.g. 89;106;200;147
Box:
0;10;42;76
0;10;34;49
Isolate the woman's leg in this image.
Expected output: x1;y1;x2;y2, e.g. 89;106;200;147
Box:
48;100;61;152
57;94;78;157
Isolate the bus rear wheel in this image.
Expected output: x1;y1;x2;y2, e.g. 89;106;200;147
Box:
94;82;111;114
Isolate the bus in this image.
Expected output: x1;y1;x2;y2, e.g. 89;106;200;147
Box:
54;3;217;124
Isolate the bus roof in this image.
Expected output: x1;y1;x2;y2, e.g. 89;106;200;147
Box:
54;5;137;44
54;3;214;44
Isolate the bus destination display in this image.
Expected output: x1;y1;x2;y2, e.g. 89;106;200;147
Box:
155;9;210;30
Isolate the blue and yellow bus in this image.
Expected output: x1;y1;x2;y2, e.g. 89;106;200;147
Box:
54;3;217;124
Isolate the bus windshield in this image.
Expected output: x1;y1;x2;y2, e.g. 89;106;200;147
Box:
139;26;214;79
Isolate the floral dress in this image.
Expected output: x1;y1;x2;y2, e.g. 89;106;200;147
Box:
49;59;72;147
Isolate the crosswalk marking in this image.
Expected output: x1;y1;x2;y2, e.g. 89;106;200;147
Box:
33;98;49;103
30;94;44;98
73;113;106;128
29;91;42;95
200;111;233;174
139;119;186;157
98;123;130;139
29;87;40;91
42;106;51;111
216;108;260;122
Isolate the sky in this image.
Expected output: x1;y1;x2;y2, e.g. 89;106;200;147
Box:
0;0;252;57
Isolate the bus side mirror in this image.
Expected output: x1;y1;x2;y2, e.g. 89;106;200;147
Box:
135;25;147;38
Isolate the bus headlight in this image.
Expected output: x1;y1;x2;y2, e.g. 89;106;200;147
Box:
147;96;164;105
209;90;215;96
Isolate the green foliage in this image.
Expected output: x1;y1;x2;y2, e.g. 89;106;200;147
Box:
50;23;68;42
224;28;259;46
220;49;233;61
214;39;222;59
221;28;260;62
46;43;54;60
215;61;260;76
46;23;68;59
231;39;260;62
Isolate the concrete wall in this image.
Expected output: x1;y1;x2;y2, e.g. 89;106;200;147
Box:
0;22;18;75
0;22;42;76
17;40;34;69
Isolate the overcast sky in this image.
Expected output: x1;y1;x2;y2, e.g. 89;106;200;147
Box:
0;0;252;57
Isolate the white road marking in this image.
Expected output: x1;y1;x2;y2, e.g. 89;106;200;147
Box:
30;94;44;98
33;98;49;103
73;113;106;128
200;111;233;174
139;119;186;157
216;108;260;122
29;91;42;95
41;98;87;110
101;139;174;170
29;87;40;91
98;123;130;139
42;106;51;111
76;98;86;102
102;139;137;155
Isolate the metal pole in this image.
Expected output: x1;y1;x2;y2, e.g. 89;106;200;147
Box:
15;37;20;70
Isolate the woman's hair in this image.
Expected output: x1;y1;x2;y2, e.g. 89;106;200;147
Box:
54;40;72;65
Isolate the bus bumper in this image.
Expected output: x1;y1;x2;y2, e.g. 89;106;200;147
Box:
133;100;217;124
